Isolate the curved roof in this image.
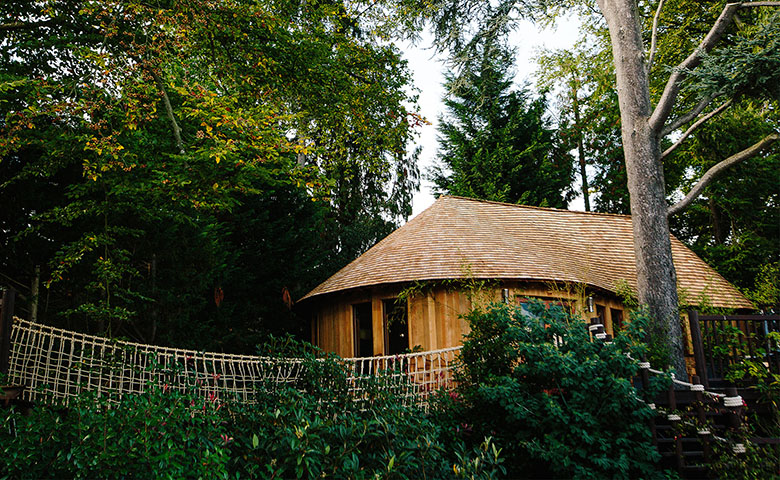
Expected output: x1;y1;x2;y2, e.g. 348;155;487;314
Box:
301;196;752;308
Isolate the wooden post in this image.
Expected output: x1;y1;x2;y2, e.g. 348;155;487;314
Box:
691;375;712;462
667;384;684;470
688;310;709;389
724;385;743;430
639;356;657;446
0;288;16;375
30;265;40;323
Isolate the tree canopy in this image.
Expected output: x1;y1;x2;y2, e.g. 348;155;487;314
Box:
0;0;421;349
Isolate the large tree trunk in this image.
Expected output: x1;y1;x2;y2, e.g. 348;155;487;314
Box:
597;0;687;376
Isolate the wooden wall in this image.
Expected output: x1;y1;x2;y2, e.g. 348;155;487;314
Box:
310;281;632;358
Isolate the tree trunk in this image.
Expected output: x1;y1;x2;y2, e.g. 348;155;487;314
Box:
572;86;590;211
597;0;687;377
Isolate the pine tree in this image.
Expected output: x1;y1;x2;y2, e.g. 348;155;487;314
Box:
429;44;573;208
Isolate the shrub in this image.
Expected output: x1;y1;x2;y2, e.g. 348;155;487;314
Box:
1;386;231;479
431;302;669;479
1;342;504;479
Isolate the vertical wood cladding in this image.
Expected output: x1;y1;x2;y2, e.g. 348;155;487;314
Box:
313;282;631;357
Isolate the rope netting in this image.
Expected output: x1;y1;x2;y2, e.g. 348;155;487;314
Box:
6;318;460;409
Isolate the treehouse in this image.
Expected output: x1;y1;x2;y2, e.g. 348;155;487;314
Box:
299;196;753;367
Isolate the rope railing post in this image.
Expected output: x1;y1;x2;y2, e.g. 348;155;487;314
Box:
723;385;743;429
639;356;651;390
691;375;712;462
666;381;685;470
638;357;657;446
723;385;746;455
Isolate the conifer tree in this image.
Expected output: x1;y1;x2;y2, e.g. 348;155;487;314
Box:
429;44;573;208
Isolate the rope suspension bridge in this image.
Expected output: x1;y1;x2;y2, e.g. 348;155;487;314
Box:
3;317;459;409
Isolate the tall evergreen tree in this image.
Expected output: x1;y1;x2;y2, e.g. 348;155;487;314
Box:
429;44;573;208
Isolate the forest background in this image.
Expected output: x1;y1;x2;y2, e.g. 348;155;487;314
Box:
1;0;777;353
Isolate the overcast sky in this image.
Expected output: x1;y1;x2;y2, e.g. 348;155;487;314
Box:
401;15;582;220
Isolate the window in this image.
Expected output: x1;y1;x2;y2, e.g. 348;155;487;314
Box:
515;296;573;317
311;313;319;346
383;298;408;355
352;303;373;357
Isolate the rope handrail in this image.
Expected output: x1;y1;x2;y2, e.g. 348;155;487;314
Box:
5;317;460;409
342;345;463;362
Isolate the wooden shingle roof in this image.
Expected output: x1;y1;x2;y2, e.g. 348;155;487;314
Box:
301;196;752;308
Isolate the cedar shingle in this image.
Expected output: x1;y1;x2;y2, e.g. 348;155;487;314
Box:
301;196;753;309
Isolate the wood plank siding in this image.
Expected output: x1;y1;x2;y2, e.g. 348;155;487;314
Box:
311;281;631;358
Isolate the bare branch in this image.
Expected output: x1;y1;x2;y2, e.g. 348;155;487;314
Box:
0;20;54;31
647;0;665;75
662;96;715;136
150;70;185;156
740;2;780;6
649;2;741;133
667;133;779;216
661;99;732;160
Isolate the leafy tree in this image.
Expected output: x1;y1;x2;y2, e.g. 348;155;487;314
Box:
536;2;780;296
430;42;573;207
0;0;420;348
668;101;779;292
393;0;779;374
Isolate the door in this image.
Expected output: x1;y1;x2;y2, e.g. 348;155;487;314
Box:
352;302;373;357
383;298;409;355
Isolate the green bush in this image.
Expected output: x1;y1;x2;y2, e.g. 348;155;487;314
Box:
1;343;504;479
1;386;231;479
431;302;669;479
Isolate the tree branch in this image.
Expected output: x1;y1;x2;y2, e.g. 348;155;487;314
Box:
150;70;185;155
661;98;732;160
662;95;715;136
0;20;54;31
647;0;665;76
667;132;779;216
648;2;742;133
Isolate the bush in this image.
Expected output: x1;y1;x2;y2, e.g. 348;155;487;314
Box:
1;386;231;479
431;302;669;479
1;343;504;479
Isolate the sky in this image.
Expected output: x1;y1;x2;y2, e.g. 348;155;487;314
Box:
401;15;582;220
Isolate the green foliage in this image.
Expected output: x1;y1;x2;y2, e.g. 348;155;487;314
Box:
1;344;505;479
675;316;780;478
431;302;669;479
709;439;780;480
668;101;779;293
712;326;780;436
1;386;232;479
429;41;573;207
0;0;421;348
745;262;780;312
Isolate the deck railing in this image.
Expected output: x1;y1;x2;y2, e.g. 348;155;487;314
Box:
688;310;780;387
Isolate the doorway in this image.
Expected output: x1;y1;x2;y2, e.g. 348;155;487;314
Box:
383;298;408;355
352;303;373;357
